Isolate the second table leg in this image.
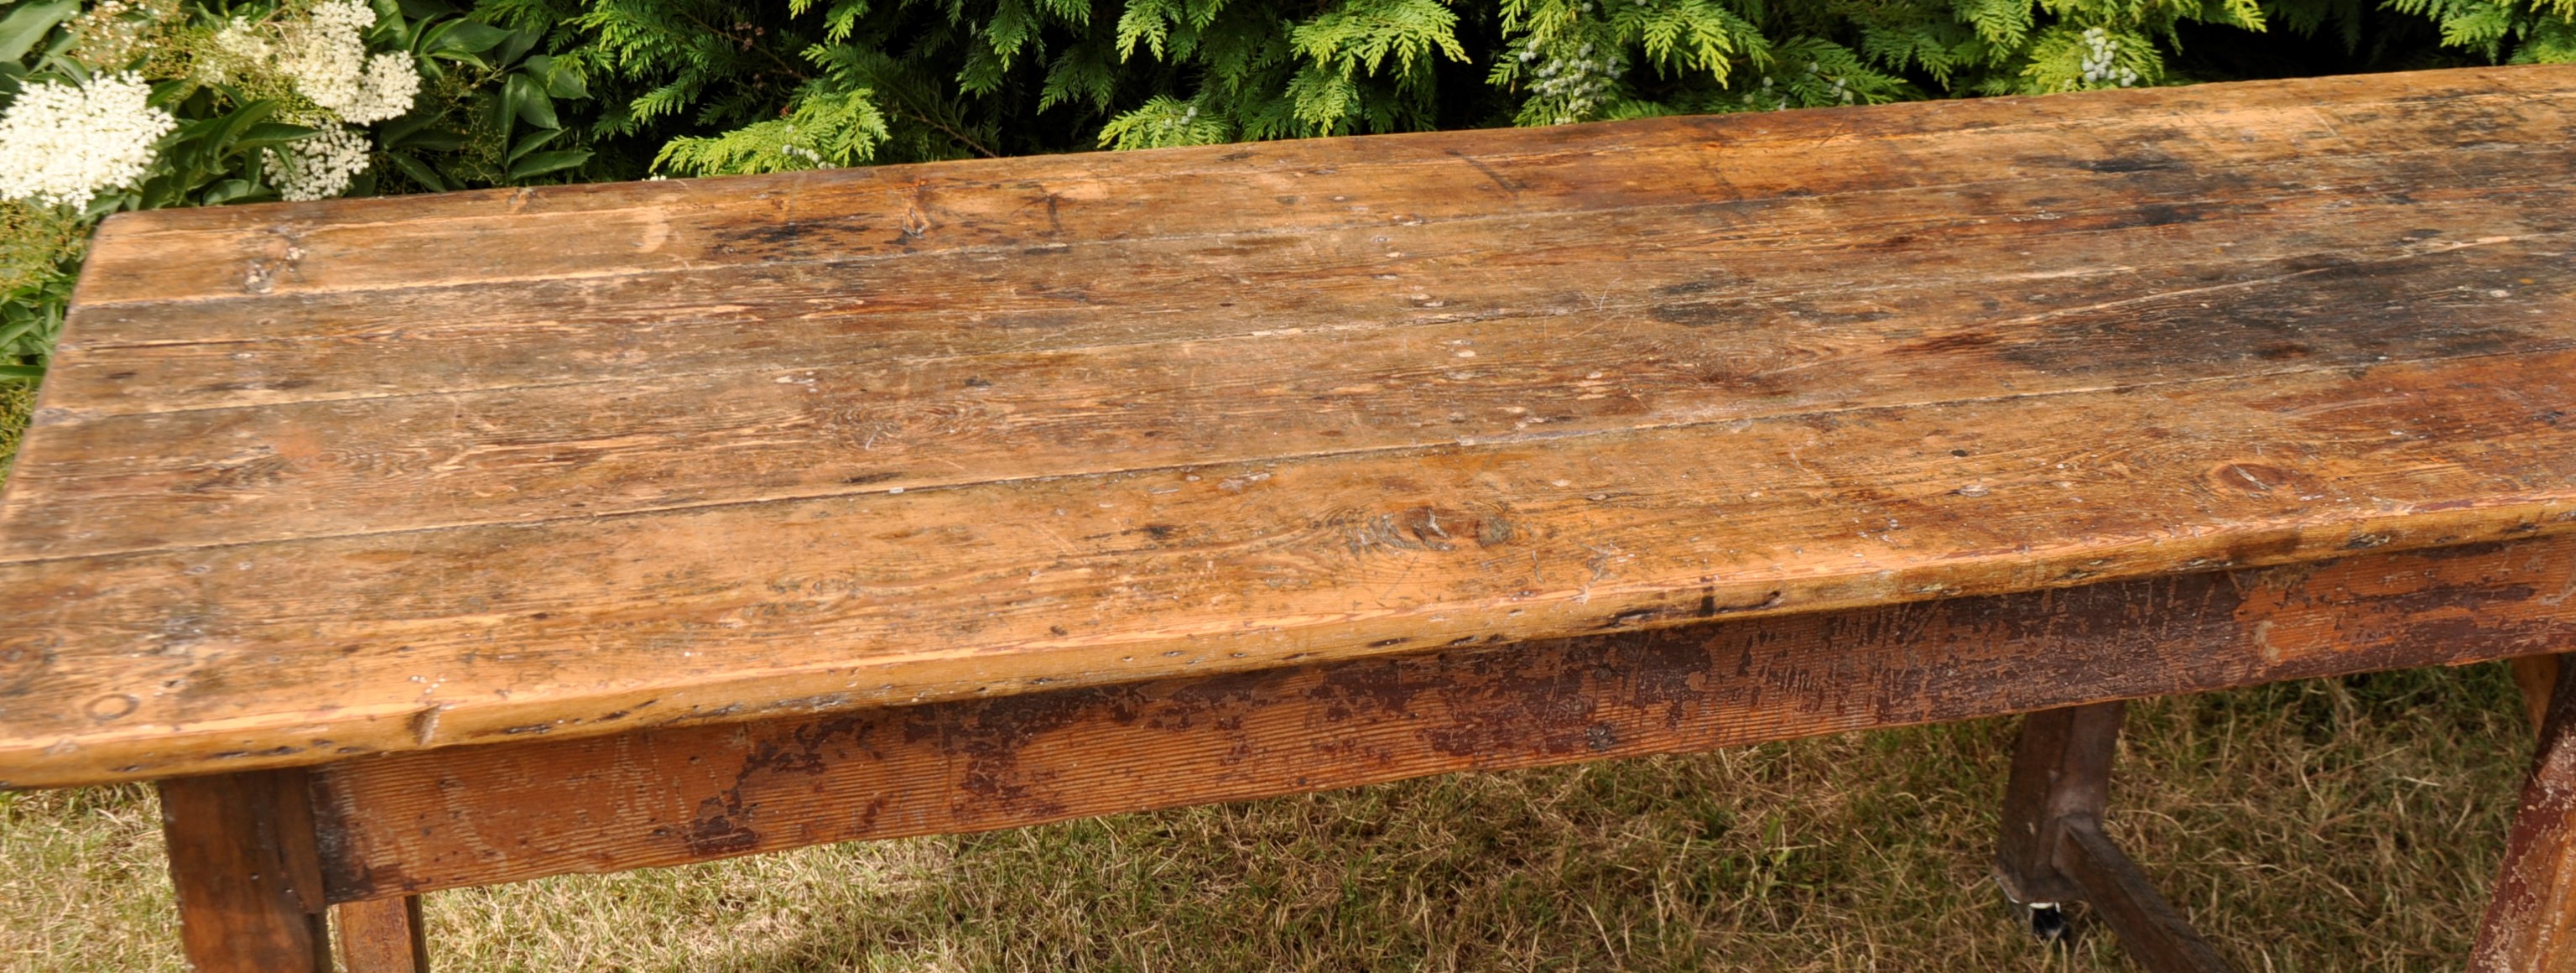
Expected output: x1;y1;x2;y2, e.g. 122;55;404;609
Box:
2474;653;2576;971
1995;701;2232;972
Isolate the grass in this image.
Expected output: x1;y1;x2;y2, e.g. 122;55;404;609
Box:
0;663;2533;971
0;382;2536;970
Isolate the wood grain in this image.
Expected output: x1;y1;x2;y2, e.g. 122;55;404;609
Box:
6;67;2576;789
6;343;2576;786
58;68;2574;308
335;896;429;973
11;156;2574;557
40;135;2572;419
2475;652;2576;971
2057;819;2235;972
311;538;2576;899
158;769;330;971
2521;655;2564;734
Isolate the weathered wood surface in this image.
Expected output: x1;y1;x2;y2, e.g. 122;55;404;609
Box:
2475;652;2576;970
2057;820;2235;972
311;538;2576;899
158;769;330;971
335;896;430;973
2518;654;2562;733
6;66;2576;787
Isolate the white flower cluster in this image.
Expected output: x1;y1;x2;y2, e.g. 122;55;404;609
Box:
201;18;277;83
1516;29;1624;126
2079;27;2141;88
273;0;420;124
265;125;372;201
0;72;177;207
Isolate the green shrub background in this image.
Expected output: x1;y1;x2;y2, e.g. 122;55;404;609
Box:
0;0;2572;379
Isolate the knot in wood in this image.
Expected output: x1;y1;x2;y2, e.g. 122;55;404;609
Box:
0;634;55;696
1360;505;1512;553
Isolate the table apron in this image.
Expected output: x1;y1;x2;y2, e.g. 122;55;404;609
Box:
310;536;2576;902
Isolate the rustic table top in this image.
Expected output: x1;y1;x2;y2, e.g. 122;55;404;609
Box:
4;65;2575;788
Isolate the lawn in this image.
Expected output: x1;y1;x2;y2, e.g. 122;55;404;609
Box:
0;382;2537;971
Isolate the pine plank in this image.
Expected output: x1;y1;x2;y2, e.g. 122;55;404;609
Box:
60;69;2572;309
54;138;2569;415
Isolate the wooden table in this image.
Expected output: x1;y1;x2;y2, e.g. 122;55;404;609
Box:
7;65;2576;970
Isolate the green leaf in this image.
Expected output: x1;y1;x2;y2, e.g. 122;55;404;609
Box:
232;122;322;153
393;127;468;151
376;112;434;143
199;179;263;205
494;26;542;67
383;151;447;190
0;0;76;63
0;364;46;380
423;20;512;57
507;148;590;180
80;192;127;221
523;55;590;99
507;127;565;163
505;74;559;128
147;76;195;110
0;318;38;351
202;103;286;164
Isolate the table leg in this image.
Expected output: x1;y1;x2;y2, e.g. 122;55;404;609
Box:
2515;655;2561;735
337;896;432;972
157;768;331;972
1995;701;2232;972
2474;653;2576;971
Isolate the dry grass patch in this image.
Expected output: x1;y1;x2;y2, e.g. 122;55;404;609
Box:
0;785;175;971
0;663;2530;971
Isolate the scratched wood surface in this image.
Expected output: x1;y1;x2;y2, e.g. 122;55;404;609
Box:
311;538;2576;899
5;66;2576;787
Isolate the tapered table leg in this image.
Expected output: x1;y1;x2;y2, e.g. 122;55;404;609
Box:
338;895;432;972
2474;653;2576;971
1996;701;2232;972
158;768;331;972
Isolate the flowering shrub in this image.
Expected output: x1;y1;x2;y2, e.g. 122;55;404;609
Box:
0;71;171;206
1;0;2571;382
0;0;601;379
